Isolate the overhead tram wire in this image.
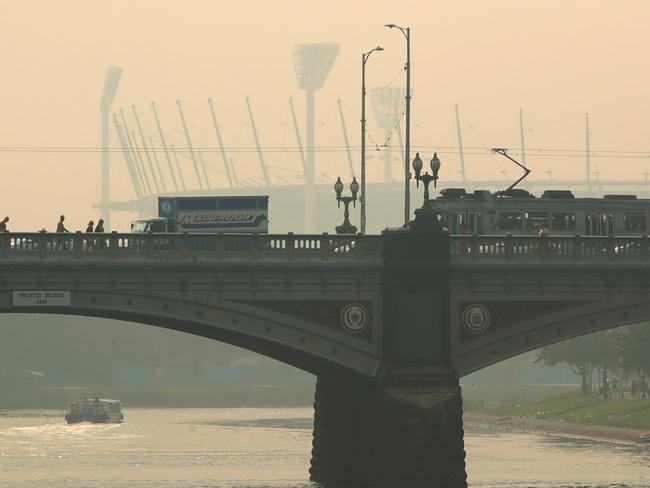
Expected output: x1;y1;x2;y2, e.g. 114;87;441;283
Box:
4;144;650;158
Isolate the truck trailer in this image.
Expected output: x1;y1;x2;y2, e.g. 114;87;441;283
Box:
131;195;269;233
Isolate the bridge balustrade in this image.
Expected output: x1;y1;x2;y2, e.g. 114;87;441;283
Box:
0;232;383;261
451;234;649;262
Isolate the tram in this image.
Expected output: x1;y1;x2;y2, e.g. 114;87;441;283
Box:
426;148;650;236
429;188;650;236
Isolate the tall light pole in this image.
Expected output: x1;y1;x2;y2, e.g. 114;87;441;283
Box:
292;43;340;232
385;24;411;225
361;46;383;234
99;66;122;231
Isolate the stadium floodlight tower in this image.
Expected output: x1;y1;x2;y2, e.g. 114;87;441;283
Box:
99;66;122;231
369;86;405;183
292;42;340;232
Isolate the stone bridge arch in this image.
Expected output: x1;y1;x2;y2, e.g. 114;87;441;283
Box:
0;289;379;377
452;297;650;377
0;233;385;378
450;238;650;376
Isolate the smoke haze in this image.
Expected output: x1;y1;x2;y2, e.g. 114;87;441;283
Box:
1;1;650;231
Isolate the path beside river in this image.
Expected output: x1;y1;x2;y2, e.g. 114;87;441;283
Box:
465;411;649;444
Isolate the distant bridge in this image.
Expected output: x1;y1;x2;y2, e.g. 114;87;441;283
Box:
2;229;649;487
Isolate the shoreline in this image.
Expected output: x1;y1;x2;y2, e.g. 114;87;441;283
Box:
464;411;649;444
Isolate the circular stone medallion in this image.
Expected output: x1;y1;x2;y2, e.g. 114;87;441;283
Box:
340;303;369;333
462;304;491;334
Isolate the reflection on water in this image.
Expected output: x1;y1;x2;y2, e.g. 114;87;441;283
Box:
0;408;648;487
466;427;650;487
197;417;314;430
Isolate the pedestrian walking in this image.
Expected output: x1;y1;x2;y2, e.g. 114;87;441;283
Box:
56;215;69;250
84;221;94;250
538;223;550;238
95;219;104;233
94;219;106;249
0;216;8;232
56;215;69;233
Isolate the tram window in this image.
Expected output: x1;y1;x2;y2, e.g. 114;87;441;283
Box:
450;213;465;234
498;212;523;230
551;212;576;231
524;211;549;230
624;213;647;232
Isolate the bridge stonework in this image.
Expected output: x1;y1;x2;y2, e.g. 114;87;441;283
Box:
0;233;385;378
5;230;650;485
310;227;467;487
448;234;650;377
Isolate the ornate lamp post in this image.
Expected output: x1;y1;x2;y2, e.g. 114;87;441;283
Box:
412;152;441;205
407;152;442;233
334;176;359;234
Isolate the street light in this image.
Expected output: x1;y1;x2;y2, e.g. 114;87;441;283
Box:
334;176;359;234
360;45;383;235
385;23;411;225
412;152;441;204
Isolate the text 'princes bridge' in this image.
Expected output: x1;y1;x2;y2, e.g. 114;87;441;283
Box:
1;213;649;487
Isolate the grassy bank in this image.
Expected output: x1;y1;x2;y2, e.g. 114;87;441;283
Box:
467;393;650;431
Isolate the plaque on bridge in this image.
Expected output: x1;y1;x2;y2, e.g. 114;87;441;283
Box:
12;291;71;307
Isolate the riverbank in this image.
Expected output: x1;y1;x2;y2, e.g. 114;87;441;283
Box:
465;393;650;443
0;383;315;409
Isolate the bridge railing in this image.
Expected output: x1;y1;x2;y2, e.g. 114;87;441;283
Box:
451;234;649;262
0;232;383;261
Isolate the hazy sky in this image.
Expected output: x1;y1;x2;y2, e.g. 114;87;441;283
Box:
2;1;650;230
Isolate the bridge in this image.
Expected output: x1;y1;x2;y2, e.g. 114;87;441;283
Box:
2;225;649;487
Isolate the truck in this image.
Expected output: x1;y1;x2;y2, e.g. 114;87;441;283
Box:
131;195;269;233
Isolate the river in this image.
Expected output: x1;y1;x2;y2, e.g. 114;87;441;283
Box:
1;408;649;487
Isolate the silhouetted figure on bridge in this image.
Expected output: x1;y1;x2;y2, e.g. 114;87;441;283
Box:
56;215;69;250
56;215;69;233
94;219;106;249
0;216;8;232
85;221;95;249
538;223;550;238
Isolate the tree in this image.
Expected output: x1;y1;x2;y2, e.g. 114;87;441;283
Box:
536;330;620;397
618;324;650;399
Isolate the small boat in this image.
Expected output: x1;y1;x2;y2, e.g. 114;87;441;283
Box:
636;433;650;443
65;397;124;424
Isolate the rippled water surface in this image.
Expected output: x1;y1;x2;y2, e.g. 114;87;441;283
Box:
1;408;649;487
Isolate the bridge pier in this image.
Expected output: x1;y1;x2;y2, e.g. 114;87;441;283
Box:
310;367;466;487
309;210;467;486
